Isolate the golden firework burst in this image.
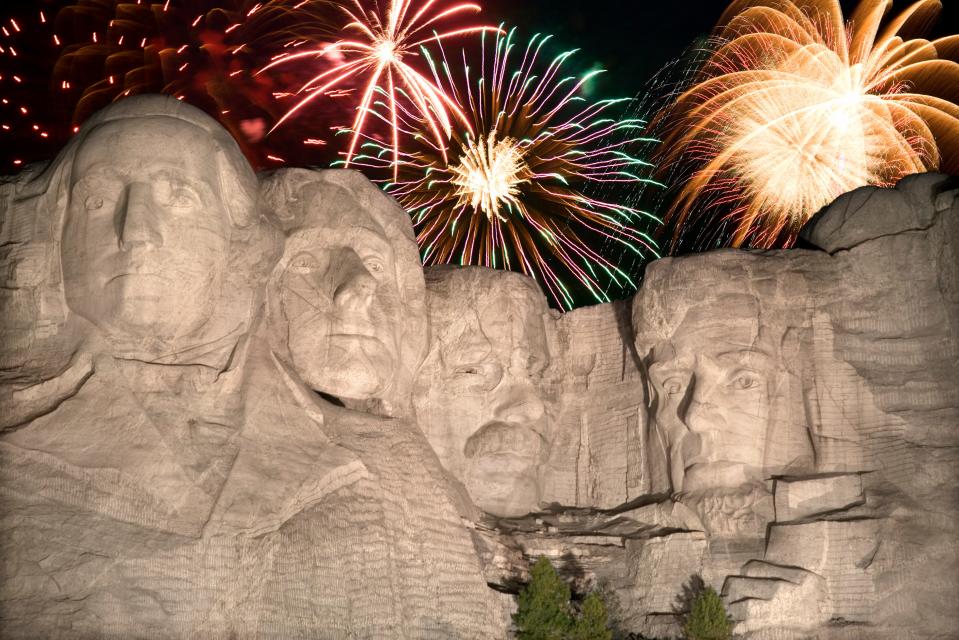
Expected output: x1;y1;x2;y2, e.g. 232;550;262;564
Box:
659;0;959;249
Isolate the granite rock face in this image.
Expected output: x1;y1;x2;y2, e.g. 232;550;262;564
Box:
471;174;958;639
1;94;956;640
413;266;559;518
0;96;506;639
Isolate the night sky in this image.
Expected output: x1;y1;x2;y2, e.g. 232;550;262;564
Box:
0;0;955;308
5;0;952;171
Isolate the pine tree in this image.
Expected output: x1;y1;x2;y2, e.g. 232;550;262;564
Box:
513;556;574;640
683;586;732;640
569;591;612;640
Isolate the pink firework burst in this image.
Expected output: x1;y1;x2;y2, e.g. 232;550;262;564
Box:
258;0;500;175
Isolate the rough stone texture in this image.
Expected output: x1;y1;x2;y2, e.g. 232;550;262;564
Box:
545;300;651;509
466;174;958;640
628;173;959;639
773;474;865;522
1;94;956;640
0;97;507;639
413;266;560;518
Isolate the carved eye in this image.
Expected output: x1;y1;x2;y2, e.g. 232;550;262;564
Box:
450;362;503;392
364;257;386;274
85;195;104;211
454;366;480;376
288;253;321;274
663;377;685;396
168;188;199;209
730;373;759;390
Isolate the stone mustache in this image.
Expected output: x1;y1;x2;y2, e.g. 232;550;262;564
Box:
0;95;956;639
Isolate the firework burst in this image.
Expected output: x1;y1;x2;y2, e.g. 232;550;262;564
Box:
658;0;959;249
353;28;662;310
259;0;499;176
0;0;346;170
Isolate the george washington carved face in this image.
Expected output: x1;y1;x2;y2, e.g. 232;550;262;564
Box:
61;118;233;340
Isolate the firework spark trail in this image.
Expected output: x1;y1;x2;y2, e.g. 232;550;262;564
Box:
0;0;345;170
658;0;959;250
0;7;60;169
258;0;499;177
351;27;662;310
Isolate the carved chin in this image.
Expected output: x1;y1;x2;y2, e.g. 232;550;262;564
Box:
464;455;540;517
291;333;396;401
682;460;758;493
89;276;215;338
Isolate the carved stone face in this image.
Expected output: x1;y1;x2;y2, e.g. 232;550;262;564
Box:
276;191;402;402
645;296;779;494
415;269;553;517
61;118;231;339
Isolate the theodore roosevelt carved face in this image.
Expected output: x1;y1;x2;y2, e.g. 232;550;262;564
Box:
414;267;554;517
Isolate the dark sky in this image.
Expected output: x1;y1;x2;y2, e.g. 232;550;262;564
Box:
1;0;954;170
481;0;728;98
480;0;957;98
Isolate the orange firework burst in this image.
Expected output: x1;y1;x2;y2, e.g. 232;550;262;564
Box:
659;0;959;249
258;0;499;175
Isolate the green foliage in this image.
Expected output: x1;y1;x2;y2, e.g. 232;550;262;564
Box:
569;591;613;640
514;557;574;639
514;557;615;640
682;586;732;640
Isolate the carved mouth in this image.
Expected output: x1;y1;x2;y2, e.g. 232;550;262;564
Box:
328;332;387;351
464;422;545;460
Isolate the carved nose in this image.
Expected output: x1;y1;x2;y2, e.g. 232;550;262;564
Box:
493;382;546;425
118;182;163;251
332;252;376;314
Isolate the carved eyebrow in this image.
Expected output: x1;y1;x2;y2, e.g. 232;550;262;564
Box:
71;163;122;185
348;226;394;258
647;361;690;378
147;168;215;197
714;349;774;365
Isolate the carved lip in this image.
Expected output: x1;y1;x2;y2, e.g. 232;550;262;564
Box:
464;421;544;460
683;456;712;469
329;331;386;347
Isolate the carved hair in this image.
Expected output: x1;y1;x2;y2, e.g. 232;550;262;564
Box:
422;265;551;349
20;94;257;230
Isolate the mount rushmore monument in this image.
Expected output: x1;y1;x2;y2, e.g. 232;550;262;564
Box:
0;95;956;639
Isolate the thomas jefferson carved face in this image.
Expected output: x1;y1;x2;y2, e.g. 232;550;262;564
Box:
275;183;403;402
61;118;231;339
415;268;553;517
